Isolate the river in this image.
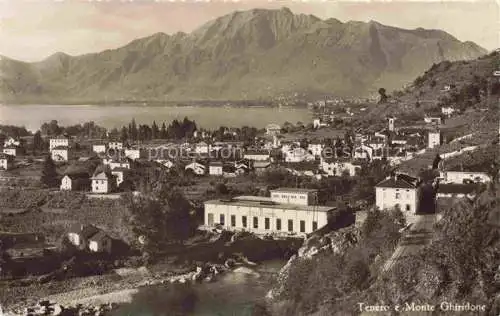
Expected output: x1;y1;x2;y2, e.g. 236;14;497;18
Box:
0;104;311;131
112;260;285;316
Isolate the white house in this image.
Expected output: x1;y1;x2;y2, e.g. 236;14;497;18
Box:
2;146;18;157
266;124;281;136
108;141;123;150
91;171;116;193
424;116;442;125
67;224;111;253
3;137;20;147
92;144;107;154
375;174;421;214
244;150;271;161
0;153;14;170
51;146;69;162
209;161;223;176
185;162;206;175
307;143;324;158
60;173;90;191
284;147;315;163
313;119;328;129
388;117;396;132
428;130;441;149
320;158;361;177
67;224;100;250
88;231;112;253
441;106;457;117
194;142;210;154
439;171;491;184
50;135;70;151
124;148;143;160
203;188;335;236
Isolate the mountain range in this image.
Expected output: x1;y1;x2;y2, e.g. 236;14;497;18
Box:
0;7;488;103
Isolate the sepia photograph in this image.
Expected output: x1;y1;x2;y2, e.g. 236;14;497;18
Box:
0;0;499;315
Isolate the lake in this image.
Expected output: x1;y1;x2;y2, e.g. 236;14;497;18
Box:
0;105;311;131
112;260;285;316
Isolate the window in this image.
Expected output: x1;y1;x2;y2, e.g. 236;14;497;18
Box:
242;216;247;228
395;193;401;199
220;214;225;225
288;220;293;232
253;217;258;229
231;215;236;227
312;221;318;231
406;204;411;211
300;220;305;233
276;219;282;231
265;218;270;230
207;213;214;226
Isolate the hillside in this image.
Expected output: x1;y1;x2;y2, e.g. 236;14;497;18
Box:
0;7;487;103
366;50;499;117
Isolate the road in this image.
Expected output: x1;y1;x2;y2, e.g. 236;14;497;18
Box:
382;214;438;273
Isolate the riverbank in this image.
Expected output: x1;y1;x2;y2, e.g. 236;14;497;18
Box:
3;231;300;314
6;259;283;316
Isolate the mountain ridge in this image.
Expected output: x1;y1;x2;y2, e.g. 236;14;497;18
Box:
0;7;488;103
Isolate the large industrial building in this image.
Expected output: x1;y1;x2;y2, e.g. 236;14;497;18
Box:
203;188;336;236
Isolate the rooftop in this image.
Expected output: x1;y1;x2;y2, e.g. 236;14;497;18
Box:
437;183;482;194
88;230;109;242
270;188;318;193
91;171;114;180
205;196;334;213
68;224;99;239
376;174;419;189
64;172;89;179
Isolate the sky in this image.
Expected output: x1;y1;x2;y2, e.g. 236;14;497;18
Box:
0;0;498;62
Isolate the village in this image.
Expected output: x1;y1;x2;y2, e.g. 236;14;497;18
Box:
0;98;497;314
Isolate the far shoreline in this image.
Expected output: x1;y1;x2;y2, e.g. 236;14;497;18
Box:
0;100;306;108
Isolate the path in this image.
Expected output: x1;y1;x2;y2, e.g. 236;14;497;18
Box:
382;214;437;273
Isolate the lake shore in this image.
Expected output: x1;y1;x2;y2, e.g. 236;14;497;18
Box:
0;104;312;131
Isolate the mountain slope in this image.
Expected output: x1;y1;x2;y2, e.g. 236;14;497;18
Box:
0;7;488;103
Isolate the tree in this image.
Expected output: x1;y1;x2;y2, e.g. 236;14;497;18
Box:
129;118;138;141
126;187;195;256
33;130;43;154
378;88;388;104
120;126;128;142
41;120;61;136
40;155;59;187
432;154;442;169
160;123;167;139
151;121;159;139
